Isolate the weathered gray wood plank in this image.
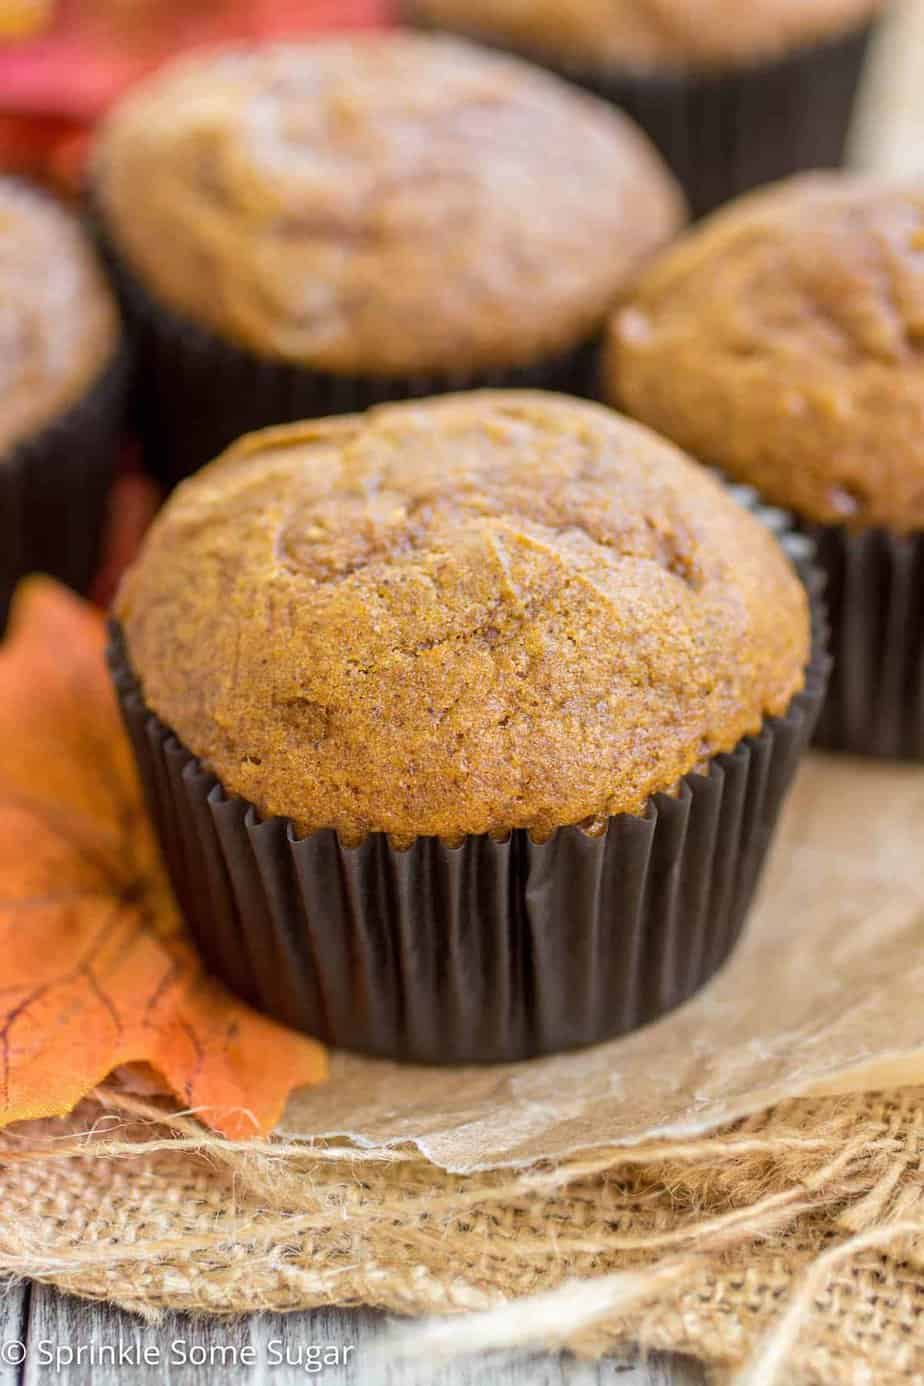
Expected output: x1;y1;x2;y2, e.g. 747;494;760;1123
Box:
248;1305;704;1384
23;1286;256;1386
19;1287;705;1385
0;1282;26;1386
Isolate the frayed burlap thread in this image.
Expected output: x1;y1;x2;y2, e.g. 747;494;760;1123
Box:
2;1087;924;1384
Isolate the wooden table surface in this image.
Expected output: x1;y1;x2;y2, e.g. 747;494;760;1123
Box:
0;1283;706;1384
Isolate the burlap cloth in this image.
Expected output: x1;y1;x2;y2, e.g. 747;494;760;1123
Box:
2;1085;924;1385
1;752;924;1385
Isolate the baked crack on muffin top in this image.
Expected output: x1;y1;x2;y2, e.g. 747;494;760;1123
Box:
116;392;809;842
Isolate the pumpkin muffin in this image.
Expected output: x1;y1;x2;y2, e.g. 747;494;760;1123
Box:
407;0;886;216
0;179;125;630
91;32;684;485
116;392;809;839
608;172;924;757
110;392;825;1062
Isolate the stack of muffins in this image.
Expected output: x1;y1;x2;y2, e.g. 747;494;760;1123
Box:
9;11;914;1064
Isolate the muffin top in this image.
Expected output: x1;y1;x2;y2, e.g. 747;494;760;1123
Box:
607;174;924;532
409;0;882;72
92;33;684;376
117;391;809;842
0;180;119;457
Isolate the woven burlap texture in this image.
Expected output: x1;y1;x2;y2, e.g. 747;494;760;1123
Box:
2;1084;923;1385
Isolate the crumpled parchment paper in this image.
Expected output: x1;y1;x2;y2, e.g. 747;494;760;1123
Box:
283;754;924;1171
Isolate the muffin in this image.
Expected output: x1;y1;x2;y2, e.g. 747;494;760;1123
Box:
108;391;826;1063
607;172;924;758
90;32;685;488
406;0;886;217
0;179;126;630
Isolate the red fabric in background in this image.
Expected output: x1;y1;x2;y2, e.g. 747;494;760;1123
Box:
0;1;391;119
0;1;390;187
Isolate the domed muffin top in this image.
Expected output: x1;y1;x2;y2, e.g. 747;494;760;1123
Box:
93;33;684;376
0;180;119;456
607;174;924;531
408;0;883;73
116;392;809;842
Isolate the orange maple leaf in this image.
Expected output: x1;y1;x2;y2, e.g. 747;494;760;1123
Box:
0;577;327;1139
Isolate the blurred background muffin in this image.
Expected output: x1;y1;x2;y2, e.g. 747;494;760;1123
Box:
110;391;824;1061
0;176;126;629
91;31;685;485
406;0;888;217
606;171;924;759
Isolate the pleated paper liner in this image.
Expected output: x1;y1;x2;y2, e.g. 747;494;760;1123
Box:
88;207;600;491
106;525;828;1066
811;524;924;759
0;346;130;633
403;13;874;220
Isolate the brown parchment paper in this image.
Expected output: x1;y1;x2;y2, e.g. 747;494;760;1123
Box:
281;752;924;1171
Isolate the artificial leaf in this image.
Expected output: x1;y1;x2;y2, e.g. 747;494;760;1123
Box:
0;578;327;1139
0;0;388;120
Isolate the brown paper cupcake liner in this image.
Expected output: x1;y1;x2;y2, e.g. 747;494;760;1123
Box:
404;14;874;220
810;524;924;759
106;516;828;1066
0;346;129;632
88;206;599;489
